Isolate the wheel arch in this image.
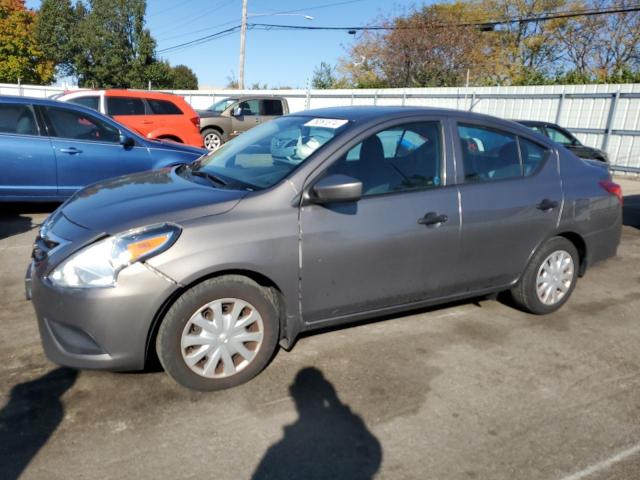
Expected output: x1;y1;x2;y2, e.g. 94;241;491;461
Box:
201;125;224;135
144;268;288;368
555;231;587;276
156;134;183;143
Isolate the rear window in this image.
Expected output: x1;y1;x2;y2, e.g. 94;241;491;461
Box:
107;97;145;116
262;100;283;116
0;104;38;136
148;99;183;115
68;96;100;111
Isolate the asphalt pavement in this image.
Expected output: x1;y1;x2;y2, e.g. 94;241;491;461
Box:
1;178;639;480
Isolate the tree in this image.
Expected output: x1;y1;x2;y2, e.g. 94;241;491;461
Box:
312;62;337;89
34;0;79;77
171;64;198;89
0;0;54;84
70;0;157;88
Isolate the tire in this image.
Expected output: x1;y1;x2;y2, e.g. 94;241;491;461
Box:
156;275;279;391
202;128;224;151
510;237;579;315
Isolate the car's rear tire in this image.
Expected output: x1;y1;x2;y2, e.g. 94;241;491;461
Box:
156;275;279;391
510;237;579;315
202;128;224;151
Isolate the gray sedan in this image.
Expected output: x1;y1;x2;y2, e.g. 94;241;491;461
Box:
28;107;622;391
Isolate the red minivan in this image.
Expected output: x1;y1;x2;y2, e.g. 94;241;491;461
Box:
58;89;203;147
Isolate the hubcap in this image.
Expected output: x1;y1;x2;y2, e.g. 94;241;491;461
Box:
204;132;221;151
536;250;574;306
181;298;264;379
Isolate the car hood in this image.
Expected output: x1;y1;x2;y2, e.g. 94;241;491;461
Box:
146;139;206;156
60;167;247;235
196;110;222;119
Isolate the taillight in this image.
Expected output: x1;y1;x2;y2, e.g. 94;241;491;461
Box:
190;116;200;129
599;179;623;206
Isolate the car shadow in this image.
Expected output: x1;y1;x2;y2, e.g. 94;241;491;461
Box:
623;194;640;229
0;367;78;480
251;367;382;480
0;203;59;241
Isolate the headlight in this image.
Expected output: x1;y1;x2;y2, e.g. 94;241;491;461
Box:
49;224;180;288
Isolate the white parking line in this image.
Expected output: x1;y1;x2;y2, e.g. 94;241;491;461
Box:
558;443;640;480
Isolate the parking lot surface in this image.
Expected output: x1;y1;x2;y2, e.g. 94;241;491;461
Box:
1;178;639;480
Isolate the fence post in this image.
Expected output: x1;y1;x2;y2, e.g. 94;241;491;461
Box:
402;90;406;106
555;92;565;124
469;92;476;111
305;85;311;110
373;90;378;106
602;89;620;152
350;91;354;106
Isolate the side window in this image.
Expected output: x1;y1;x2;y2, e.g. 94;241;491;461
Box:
68;96;100;111
45;107;120;143
0;104;38;136
328;121;442;196
261;100;283;116
148;99;183;115
519;138;548;176
106;97;146;116
238;100;260;116
458;124;521;182
546;126;574;146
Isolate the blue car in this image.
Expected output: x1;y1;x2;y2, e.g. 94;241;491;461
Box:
0;96;206;202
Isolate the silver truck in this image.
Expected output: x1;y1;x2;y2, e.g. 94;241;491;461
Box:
198;95;289;150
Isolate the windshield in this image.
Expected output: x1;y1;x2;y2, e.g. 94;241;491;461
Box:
190;115;351;190
207;98;237;112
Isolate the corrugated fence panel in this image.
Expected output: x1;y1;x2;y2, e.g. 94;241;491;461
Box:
2;82;639;170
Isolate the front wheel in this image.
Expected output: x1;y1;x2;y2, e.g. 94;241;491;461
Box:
156;276;279;391
510;237;579;314
202;128;224;151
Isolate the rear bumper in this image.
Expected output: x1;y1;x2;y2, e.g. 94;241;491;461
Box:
30;261;178;371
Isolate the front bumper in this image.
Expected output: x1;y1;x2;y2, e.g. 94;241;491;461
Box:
29;261;178;371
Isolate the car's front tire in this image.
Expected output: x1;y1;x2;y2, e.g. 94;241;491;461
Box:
156;276;279;391
510;237;579;314
202;128;224;151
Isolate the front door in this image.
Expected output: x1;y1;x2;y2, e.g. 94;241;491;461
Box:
300;120;461;324
454;121;563;291
107;96;151;137
39;105;152;197
0;103;57;199
231;99;261;137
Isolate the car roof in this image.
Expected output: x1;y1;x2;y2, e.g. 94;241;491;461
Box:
0;94;87;108
515;120;555;127
295;106;537;131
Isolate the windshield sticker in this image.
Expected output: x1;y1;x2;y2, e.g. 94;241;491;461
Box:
304;118;349;129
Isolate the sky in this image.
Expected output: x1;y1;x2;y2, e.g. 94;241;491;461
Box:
26;0;428;88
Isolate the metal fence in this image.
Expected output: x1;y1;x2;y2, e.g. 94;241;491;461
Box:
3;82;639;172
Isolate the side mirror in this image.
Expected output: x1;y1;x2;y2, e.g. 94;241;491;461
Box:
232;106;242;117
119;133;135;148
310;174;362;204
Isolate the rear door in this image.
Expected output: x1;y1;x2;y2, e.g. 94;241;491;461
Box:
106;96;150;136
259;99;284;124
40;105;152;197
300;119;461;324
454;121;562;291
0;102;57;199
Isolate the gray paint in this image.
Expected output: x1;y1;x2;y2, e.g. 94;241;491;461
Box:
29;106;622;371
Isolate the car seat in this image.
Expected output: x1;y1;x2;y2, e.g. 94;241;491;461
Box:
15;111;37;136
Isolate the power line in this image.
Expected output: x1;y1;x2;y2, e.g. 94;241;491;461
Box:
157;4;640;54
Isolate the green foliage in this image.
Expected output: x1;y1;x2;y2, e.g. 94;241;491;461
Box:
171;65;198;89
32;0;199;89
0;0;55;84
312;62;337;89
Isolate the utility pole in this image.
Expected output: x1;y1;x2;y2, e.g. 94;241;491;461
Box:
238;0;248;90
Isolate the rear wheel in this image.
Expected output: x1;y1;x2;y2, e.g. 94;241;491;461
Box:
202;128;223;151
510;237;579;314
156;276;279;391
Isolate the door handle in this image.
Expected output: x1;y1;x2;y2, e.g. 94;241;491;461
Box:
59;147;82;154
418;211;448;226
537;198;558;211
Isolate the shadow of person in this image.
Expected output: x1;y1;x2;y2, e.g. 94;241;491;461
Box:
252;367;382;480
0;367;78;480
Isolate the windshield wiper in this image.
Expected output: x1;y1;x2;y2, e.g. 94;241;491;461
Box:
190;169;228;187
